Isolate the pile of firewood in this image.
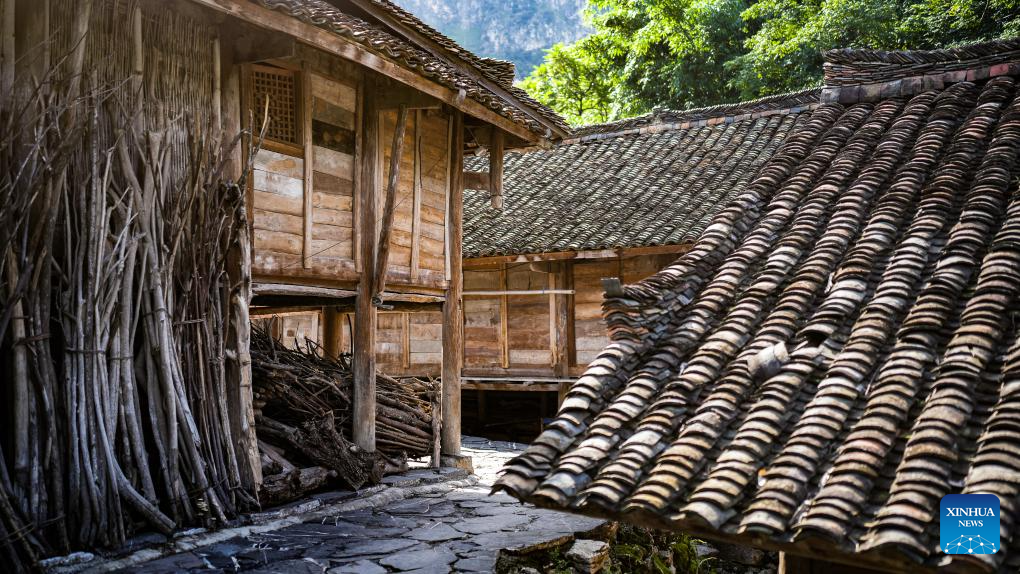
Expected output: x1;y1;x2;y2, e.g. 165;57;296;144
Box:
250;325;439;502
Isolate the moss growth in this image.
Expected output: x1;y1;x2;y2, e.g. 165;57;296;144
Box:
605;524;716;574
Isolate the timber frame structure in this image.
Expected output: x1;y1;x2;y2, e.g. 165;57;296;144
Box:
0;0;564;565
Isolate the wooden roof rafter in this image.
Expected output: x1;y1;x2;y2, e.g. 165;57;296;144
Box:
187;0;555;144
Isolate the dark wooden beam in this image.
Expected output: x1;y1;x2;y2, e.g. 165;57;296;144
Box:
346;0;569;140
353;78;379;452
373;104;410;304
441;109;467;464
190;0;546;143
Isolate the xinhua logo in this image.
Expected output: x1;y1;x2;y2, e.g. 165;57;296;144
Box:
940;494;1000;555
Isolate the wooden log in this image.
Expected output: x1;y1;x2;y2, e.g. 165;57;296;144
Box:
259;466;334;507
441;110;464;457
353;80;378;452
373;104;410;301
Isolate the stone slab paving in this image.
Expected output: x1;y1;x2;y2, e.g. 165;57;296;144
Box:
120;437;604;573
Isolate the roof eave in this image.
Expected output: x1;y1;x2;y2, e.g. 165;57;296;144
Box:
340;0;570;141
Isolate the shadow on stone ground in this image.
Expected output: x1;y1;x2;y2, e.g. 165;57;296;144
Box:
65;437;776;574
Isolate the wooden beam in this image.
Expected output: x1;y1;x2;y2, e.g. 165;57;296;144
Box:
499;265;509;369
188;0;546;144
348;0;569;139
464;289;574;296
353;79;379;452
551;263;570;379
462;381;559;393
322;306;342;359
1;0;14;101
489;129;504;209
253;283;358;299
373;104;410;303
462;242;696;268
410;110;423;282
441;109;465;457
301;63;314;269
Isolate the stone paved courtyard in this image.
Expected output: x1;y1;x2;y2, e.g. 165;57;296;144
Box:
119;437;606;573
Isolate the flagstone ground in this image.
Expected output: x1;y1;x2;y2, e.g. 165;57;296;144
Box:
118;437;606;573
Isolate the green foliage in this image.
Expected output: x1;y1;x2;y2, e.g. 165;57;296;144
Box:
606;524;716;574
520;0;1020;125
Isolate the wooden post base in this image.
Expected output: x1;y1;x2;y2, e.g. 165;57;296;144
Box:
441;454;474;473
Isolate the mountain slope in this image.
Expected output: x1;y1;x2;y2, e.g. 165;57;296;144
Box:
391;0;590;78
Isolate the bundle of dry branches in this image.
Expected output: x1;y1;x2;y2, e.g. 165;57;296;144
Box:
0;41;258;572
251;325;439;488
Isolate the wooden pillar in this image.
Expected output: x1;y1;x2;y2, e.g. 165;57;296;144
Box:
1;0;15;101
323;306;342;359
353;79;378;452
441;109;469;468
489;128;504;209
554;262;574;405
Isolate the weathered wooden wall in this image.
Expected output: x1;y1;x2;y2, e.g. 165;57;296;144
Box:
379;108;450;289
255;254;676;383
248;49;451;294
250;59;360;282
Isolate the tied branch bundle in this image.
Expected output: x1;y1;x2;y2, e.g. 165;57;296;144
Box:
250;325;439;496
0;54;259;570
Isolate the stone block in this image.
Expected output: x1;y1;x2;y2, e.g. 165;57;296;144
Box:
565;539;610;573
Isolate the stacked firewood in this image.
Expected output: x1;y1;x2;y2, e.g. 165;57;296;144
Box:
250;326;438;501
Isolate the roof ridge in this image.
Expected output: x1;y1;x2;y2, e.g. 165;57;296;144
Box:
822;36;1020;93
823;37;1020;66
567;88;821;141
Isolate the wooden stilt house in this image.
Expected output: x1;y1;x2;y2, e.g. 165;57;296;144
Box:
0;0;565;565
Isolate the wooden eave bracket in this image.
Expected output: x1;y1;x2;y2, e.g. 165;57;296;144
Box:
463;129;504;209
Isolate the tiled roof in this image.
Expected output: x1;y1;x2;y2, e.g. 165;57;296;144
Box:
462;92;820;258
254;0;567;138
354;1;561;127
496;39;1020;572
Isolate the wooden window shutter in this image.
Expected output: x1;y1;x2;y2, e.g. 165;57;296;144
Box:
251;64;301;149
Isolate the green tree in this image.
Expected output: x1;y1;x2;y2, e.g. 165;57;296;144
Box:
519;35;633;125
520;0;1020;125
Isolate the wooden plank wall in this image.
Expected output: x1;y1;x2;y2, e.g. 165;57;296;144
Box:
251;66;359;281
264;310;441;377
379;109;449;289
570;255;674;370
464;270;502;368
506;265;552;370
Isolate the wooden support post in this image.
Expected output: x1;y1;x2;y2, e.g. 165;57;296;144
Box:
499;265;509;369
552;262;573;406
323;306;342;359
1;0;14;102
489;129;504;209
441;109;470;469
372;104;409;302
353;81;379;452
301;62;314;269
410;110;423;282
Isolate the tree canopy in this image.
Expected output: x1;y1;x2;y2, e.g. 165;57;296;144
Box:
520;0;1020;125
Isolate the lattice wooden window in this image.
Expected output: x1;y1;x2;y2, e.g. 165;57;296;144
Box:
251;65;300;147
